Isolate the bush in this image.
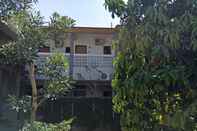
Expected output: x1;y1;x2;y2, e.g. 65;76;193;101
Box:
20;118;73;131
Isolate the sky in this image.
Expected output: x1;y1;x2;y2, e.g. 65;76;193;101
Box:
36;0;122;27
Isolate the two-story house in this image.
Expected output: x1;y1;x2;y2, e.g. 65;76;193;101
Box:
38;26;118;130
36;27;116;98
22;27;119;131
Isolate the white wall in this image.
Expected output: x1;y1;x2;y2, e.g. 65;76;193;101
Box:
37;32;114;81
73;33;114;56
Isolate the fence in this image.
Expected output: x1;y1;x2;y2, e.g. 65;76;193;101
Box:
38;98;120;131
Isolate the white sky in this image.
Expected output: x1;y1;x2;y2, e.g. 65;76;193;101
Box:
37;0;127;27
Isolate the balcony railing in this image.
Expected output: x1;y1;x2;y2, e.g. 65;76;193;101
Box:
73;54;113;67
36;53;114;80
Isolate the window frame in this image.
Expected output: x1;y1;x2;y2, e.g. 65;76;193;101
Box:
75;45;88;54
38;46;50;53
103;46;112;55
65;47;71;54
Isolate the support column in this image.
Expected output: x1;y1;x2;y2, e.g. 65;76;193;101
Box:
71;103;74;116
69;33;75;78
0;69;3;99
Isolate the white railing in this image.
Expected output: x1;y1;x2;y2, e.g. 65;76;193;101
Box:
36;52;70;63
72;54;113;67
36;53;114;80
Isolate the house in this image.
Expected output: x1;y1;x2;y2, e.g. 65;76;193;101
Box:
33;27;120;130
34;27;116;97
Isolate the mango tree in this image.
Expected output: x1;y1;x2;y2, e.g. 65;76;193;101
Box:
105;0;197;130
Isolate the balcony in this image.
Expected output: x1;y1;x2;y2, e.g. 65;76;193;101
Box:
36;53;114;81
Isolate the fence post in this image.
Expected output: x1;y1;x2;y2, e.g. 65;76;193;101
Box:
71;102;74;116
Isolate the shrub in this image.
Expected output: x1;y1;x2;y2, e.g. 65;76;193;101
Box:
20;118;73;131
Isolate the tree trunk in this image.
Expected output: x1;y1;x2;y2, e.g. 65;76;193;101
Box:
28;63;38;122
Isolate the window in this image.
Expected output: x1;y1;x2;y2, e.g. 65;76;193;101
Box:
65;47;70;53
34;65;38;73
39;47;50;53
103;46;111;55
75;45;87;54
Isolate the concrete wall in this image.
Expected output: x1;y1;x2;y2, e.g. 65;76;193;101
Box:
47;32;114;56
72;33;114;56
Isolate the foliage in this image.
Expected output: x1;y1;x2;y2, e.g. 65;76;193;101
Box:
42;52;73;96
1;0;74;128
41;53;73;104
49;12;75;29
8;52;73;113
48;12;75;48
20;118;73;131
0;0;37;19
105;0;197;131
7;52;74;129
7;95;31;113
104;0;126;18
0;10;47;65
1;7;74;123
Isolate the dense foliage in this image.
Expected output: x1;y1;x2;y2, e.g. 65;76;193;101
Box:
105;0;197;130
48;12;75;48
0;0;37;19
0;1;75;127
21;118;73;131
0;10;46;65
42;52;73;96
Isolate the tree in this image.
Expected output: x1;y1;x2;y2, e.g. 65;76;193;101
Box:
0;9;46;121
0;1;76;130
36;52;73;108
0;0;37;101
1;9;75;122
0;0;37;19
48;12;75;48
10;10;47;121
105;0;197;130
8;52;73;120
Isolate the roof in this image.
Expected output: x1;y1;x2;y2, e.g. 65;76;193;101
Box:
66;27;116;34
0;21;17;41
